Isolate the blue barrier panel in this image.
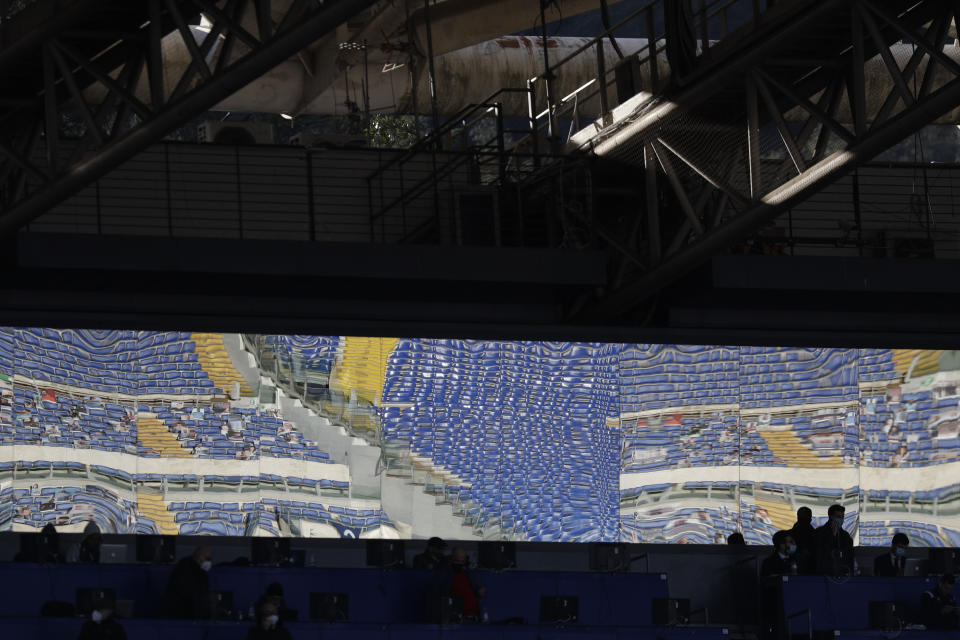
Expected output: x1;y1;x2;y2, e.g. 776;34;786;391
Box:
0;619;731;640
780;576;958;632
0;563;669;626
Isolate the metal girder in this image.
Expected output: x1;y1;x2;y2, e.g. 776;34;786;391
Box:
581;0;960;321
0;0;377;235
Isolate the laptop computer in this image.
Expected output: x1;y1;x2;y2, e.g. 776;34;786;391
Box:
100;544;128;564
903;558;927;577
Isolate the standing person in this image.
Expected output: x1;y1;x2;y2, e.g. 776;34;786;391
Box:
727;532;745;545
761;531;799;577
413;537;448;571
814;504;854;576
247;601;293;640
921;573;958;630
76;600;126;640
874;533;909;577
790;507;817;574
162;546;213;619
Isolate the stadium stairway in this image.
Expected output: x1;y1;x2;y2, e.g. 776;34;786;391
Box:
137;414;192;458
754;498;796;531
759;431;841;468
191;333;254;397
135;490;178;535
331;337;398;406
892;349;942;380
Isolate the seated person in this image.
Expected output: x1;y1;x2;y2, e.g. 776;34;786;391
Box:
162;546;213;619
257;582;298;623
247;601;292;640
873;533;909;577
727;532;745;545
922;573;958;630
445;547;485;622
413;537;448;570
761;530;798;577
77;600;126;640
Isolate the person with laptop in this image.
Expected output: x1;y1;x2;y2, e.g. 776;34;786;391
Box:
162;546;213;619
76;599;126;640
921;573;958;630
874;533;909;577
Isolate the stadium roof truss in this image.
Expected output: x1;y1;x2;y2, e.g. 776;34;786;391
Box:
577;0;960;321
0;0;378;236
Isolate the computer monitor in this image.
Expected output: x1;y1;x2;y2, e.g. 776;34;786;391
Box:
427;594;463;625
366;540;404;568
928;548;958;575
903;558;927;577
309;592;349;622
539;596;578;624
76;588;116;616
868;601;903;630
252;538;291;567
652;598;691;625
478;541;516;570
136;535;176;564
589;543;628;572
209;590;234;621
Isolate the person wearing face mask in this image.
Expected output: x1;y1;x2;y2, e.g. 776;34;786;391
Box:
813;504;854;576
76;601;126;640
162;546;214;619
247;601;293;640
761;531;799;577
442;547;486;622
874;533;910;577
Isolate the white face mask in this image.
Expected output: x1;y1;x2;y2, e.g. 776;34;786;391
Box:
265;614;279;627
200;560;212;572
91;610;103;623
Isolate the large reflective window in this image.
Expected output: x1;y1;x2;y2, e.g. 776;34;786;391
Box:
0;327;957;545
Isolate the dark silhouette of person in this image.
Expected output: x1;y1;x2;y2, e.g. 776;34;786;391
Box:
790;507;817;574
761;530;799;577
874;533;909;577
40;523;62;563
814;504;854;576
162;546;213;619
76;600;126;640
246;600;293;640
78;522;102;564
921;573;958;630
413;537;448;570
727;532;745;545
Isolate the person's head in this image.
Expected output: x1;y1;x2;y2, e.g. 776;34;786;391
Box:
193;546;213;571
938;573;956;596
265;582;284;607
772;530;796;556
426;536;446;558
727;532;745;545
450;547;468;568
827;504;845;528
796;507;812;526
258;600;279;630
891;533;909;557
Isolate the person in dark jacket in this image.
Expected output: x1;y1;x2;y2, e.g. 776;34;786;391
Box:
162;546;213;619
874;533;909;577
78;522;102;564
247;601;293;640
814;504;854;576
256;582;298;623
761;530;799;577
76;601;126;640
921;573;958;630
789;507;816;573
726;532;745;545
413;537;448;570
